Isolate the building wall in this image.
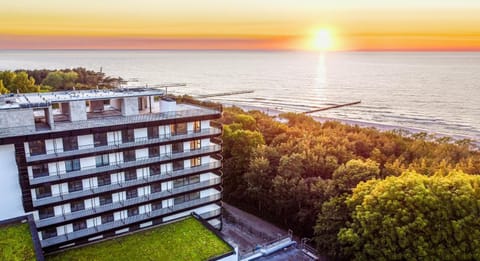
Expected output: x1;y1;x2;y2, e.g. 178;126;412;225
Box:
0;144;26;220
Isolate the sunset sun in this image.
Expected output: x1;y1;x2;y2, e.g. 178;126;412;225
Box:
313;29;334;51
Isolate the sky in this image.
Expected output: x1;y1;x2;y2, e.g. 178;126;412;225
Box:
1;0;479;50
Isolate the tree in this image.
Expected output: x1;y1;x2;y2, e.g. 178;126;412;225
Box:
9;71;38;93
339;171;480;260
42;71;78;90
0;80;9;94
332;159;381;194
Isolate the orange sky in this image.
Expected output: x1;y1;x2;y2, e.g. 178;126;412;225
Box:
1;0;479;50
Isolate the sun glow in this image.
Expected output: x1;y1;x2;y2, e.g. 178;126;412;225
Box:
313;29;334;51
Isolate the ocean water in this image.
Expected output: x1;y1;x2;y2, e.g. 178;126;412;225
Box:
0;50;479;141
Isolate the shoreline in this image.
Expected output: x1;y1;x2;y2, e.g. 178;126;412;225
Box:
227;104;479;148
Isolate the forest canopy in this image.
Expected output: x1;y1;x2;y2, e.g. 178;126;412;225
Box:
219;106;479;260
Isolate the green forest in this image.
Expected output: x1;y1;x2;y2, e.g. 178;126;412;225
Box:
219;106;480;260
0;68;122;94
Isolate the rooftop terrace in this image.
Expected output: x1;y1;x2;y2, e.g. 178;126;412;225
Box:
47;216;234;261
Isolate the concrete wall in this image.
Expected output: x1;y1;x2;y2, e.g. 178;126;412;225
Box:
159;99;176;113
68;101;87;121
121;97;139;116
0;144;26;219
0;108;34;129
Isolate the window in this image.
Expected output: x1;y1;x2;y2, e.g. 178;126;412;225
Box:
151;201;162;211
172;142;184;154
35;185;51;199
170;123;187;136
29;140;46;156
32;164;49;178
190;140;201;151
42;227;57;239
97;174;111;186
193;121;201;133
121;129;135;143
94;132;108;147
190;157;201;167
96;154;109;167
126;189;138;199
71;200;85;212
123;150;136;162
174;191;200;205
68;180;83;193
73;220;87;231
124;169;137;181
99;194;112;206
101;213;114;224
172;160;184;171
63;136;78;151
65;159;81;172
127;207;139;217
173;175;200;189
147;126;159;139
149;146;160;158
150;165;161;176
39;207;54;219
151;182;162;193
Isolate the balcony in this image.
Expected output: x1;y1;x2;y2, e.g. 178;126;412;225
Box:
29;145;221;186
33;161;221;207
26;127;221;162
40;191;222;248
35;177;221;228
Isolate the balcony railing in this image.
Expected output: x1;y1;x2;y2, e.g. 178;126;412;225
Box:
40;192;222;247
35;177;221;228
33;161;221;207
29;145;221;186
26;127;221;161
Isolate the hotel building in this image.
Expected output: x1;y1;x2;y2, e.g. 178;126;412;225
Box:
0;88;223;252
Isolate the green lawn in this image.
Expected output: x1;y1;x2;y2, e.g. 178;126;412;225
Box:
0;222;36;261
47;217;232;261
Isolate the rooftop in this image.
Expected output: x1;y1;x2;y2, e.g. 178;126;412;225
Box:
0;222;36;261
0;88;165;110
46;216;234;261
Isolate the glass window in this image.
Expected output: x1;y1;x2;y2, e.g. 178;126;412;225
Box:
99;194;112;206
42;227;57;239
150;165;161;176
126;189;138;199
121;129;135;143
149;146;160;158
147;126;159;139
63;136;78;151
172;142;183;154
151;182;162;193
32;164;49;178
124;169;137;181
29;140;46;156
65;159;81;172
96;154;109;167
94;133;108;147
174;191;200;205
71;200;85;212
151;201;162;211
170;123;187;136
173;175;200;188
193;121;201;133
190;140;201;151
101;213;114;224
190;157;201;167
73;220;87;231
172;160;184;171
127;207;139;217
68;180;83;193
123;150;136;162
39;206;54;220
97;173;111;186
35;185;51;199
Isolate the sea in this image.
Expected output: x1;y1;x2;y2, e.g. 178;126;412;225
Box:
0;50;479;142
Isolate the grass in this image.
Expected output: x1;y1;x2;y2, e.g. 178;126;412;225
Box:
0;222;36;261
47;217;233;261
